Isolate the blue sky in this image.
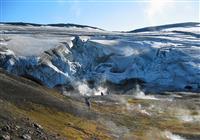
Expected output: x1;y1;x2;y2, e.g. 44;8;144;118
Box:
1;0;199;31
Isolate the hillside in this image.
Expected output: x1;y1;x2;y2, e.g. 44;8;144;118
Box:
129;22;199;33
0;68;112;140
0;69;200;140
0;22;103;31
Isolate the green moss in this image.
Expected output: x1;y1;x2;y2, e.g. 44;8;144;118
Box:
190;111;199;116
24;103;112;140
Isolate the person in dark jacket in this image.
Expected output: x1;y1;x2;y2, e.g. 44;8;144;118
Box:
85;97;91;109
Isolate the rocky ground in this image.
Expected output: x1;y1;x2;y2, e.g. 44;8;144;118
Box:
0;69;200;140
0;69;111;140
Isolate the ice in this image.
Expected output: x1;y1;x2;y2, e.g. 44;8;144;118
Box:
0;22;199;92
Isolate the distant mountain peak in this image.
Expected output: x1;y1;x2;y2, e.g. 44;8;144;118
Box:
129;22;200;33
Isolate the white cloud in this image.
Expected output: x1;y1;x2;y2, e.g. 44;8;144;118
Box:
146;0;176;25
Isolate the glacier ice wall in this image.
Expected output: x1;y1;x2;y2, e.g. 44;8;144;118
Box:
0;23;200;92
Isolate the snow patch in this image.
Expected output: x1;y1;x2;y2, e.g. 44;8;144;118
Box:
163;131;186;140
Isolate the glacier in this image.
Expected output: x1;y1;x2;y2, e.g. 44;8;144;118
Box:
0;22;200;93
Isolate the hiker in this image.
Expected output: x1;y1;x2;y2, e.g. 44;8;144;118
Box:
85;97;91;109
101;92;104;96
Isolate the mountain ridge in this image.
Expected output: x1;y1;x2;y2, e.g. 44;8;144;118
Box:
1;21;199;32
129;22;200;33
0;22;104;31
